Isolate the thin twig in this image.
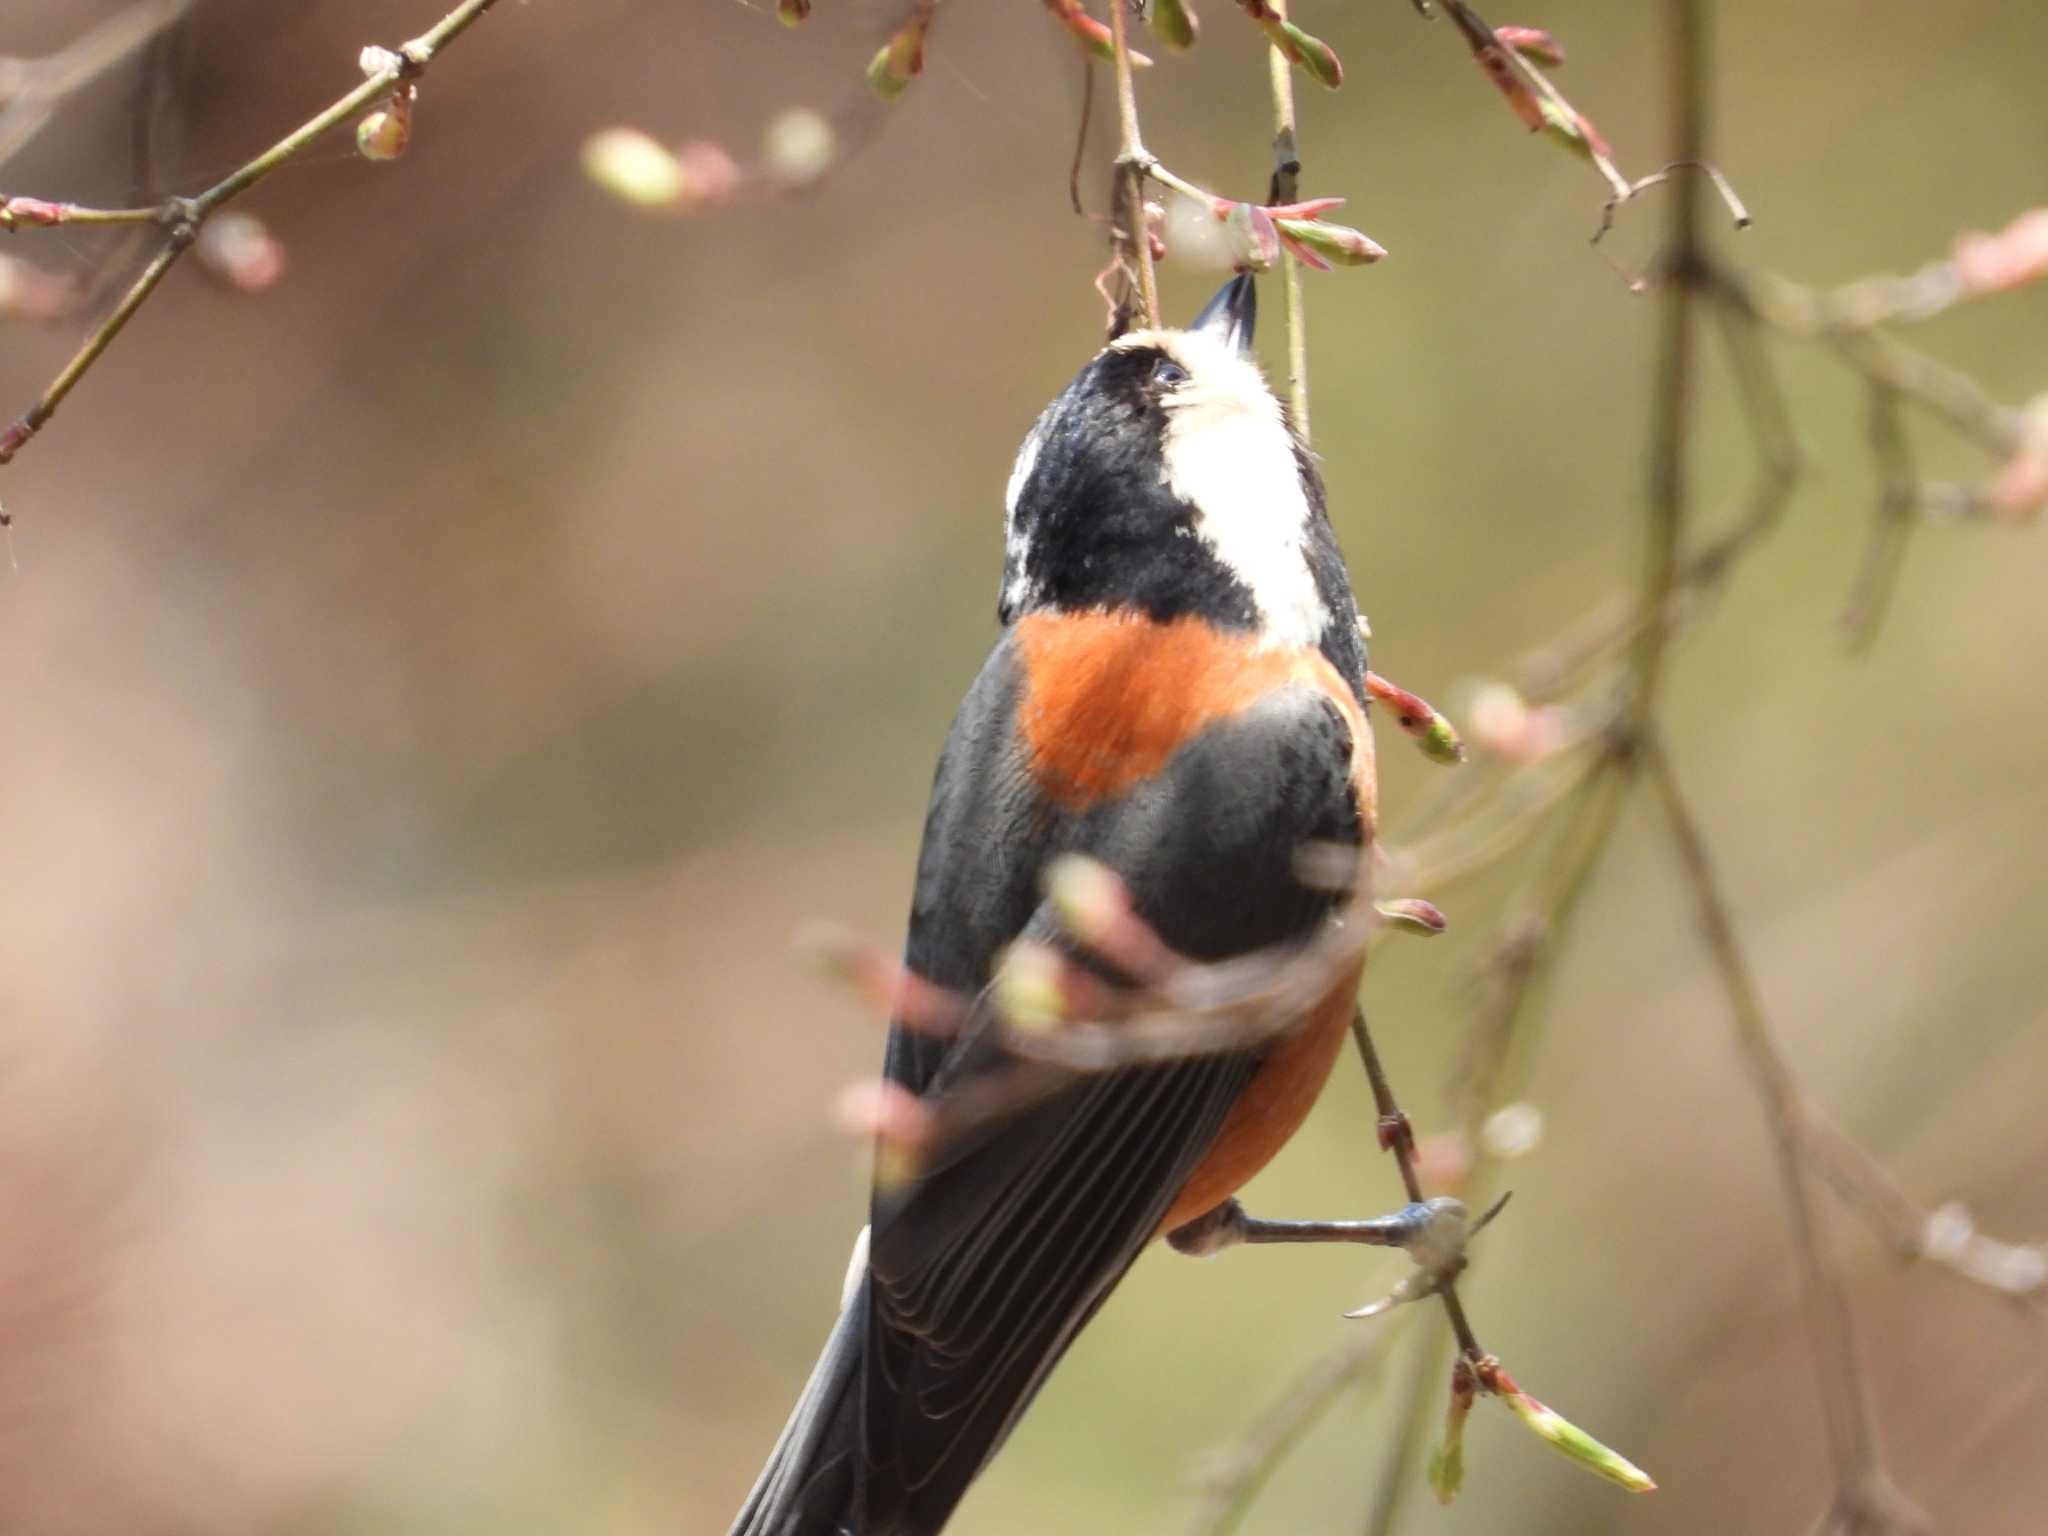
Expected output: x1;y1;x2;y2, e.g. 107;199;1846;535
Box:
1439;0;1627;199
1348;1006;1481;1357
1645;737;1930;1536
1799;1117;2046;1304
1630;0;1707;729
1591;159;1751;249
0;221;190;468
1839;382;1917;650
1359;1328;1447;1534
1202;0;2037;1522
0;0;507;470
1186;1324;1399;1536
1732;273;2029;458
1263;0;1309;435
1069;52;1094;219
1508;293;1801;704
1106;0;1160;329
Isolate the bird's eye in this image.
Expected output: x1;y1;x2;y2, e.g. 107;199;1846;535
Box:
1150;355;1190;388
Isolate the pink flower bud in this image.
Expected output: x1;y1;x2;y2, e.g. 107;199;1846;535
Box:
195;212;287;294
1043;0;1153;65
1494;25;1564;67
0;196;68;230
1466;681;1571;763
1952;209;2048;296
834;1079;935;1153
1265;196;1345;221
1273;18;1342;87
1412;1132;1475;1196
1232;2;1339;86
835;1079;936;1188
674;140;744;207
1474;44;1545;131
0;255;78;322
1276;218;1386;267
1365;671;1459;756
1990;446;2048;521
1989;396;2048;519
1482;1363;1656;1493
1278;230;1333;272
356;107;411;162
1547;102;1612;161
867;16;930;100
1223;201;1281;271
1376;897;1449;936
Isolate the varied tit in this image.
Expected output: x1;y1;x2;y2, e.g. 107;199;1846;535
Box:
733;274;1378;1536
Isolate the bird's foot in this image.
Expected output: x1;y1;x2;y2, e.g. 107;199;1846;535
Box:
1166;1194;1468;1259
1169;1191;1511;1320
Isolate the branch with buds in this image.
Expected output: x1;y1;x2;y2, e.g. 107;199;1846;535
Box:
0;0;507;484
720;8;2042;1527
1709;223;2048;644
10;2;2042;1527
1175;8;2044;1531
1416;0;1749;271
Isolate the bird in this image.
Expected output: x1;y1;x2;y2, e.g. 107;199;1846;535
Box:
732;274;1384;1536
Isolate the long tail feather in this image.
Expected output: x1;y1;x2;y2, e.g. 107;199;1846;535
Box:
730;1246;868;1536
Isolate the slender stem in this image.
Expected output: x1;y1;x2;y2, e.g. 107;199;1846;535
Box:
1443;1;1630;200
0;224;189;464
1840;382;1916;650
0;0;507;472
1264;0;1309;434
1643;738;1904;1514
1363;1327;1451;1536
1368;7;1715;1520
1729;275;2027;456
1141;157;1220;209
0;200;164;225
1105;0;1159;328
198;0;503;216
1630;0;1708;728
1349;1007;1482;1356
1394;743;1608;898
1188;1326;1397;1536
1442;753;1630;1131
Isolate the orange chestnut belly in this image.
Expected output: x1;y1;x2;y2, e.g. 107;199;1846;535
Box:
1157;957;1365;1236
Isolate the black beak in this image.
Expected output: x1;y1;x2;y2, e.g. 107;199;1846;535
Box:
1188;273;1257;356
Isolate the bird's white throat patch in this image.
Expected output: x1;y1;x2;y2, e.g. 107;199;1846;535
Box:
1135;329;1329;650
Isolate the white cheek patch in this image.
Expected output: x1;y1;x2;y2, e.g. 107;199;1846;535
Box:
1155;337;1328;649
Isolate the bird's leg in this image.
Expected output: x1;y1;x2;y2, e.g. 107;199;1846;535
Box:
1167;1194;1467;1258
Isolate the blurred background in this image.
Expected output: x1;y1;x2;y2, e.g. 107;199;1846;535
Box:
1;1;2044;1531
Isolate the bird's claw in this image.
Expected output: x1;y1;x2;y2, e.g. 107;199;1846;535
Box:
1346;1195;1476;1319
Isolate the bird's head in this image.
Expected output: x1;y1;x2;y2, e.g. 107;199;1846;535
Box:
998;275;1346;653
